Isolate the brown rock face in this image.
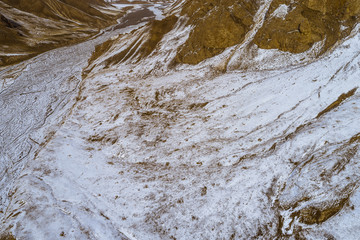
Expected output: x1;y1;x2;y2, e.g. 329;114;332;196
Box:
174;0;359;65
254;0;360;54
175;0;260;65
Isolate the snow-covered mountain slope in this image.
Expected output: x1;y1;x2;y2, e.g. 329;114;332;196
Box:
1;0;360;239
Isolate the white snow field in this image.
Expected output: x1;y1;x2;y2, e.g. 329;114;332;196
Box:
1;0;360;239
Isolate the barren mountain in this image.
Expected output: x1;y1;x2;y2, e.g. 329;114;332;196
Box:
1;0;360;239
0;0;122;68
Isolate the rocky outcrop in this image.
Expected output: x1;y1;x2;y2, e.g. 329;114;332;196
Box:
175;0;260;64
254;0;360;53
162;0;360;64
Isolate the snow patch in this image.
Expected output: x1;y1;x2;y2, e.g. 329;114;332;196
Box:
270;4;289;19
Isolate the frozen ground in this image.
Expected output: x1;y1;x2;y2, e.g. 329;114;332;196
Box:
1;1;360;239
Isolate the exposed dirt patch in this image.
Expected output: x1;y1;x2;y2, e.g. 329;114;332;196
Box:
0;233;16;240
114;7;155;30
294;198;349;224
316;88;357;118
